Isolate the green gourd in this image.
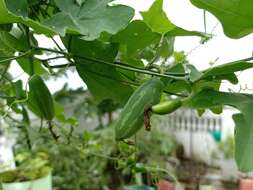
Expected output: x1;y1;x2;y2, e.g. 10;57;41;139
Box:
151;99;182;115
115;78;164;140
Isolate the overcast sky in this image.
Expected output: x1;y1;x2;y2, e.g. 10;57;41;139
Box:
9;0;253;93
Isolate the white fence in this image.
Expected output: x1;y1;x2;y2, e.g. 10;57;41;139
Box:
156;108;236;164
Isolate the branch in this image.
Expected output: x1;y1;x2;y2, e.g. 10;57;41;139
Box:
50;36;64;51
146;35;165;68
0;63;10;83
0;51;31;64
42;62;74;69
34;47;187;80
39;56;66;62
25;26;34;75
163;90;188;97
48;121;59;141
231;56;253;63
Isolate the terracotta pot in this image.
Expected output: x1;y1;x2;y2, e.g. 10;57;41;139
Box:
158;180;174;190
240;178;253;190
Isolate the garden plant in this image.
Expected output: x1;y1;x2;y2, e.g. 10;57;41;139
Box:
1;0;253;187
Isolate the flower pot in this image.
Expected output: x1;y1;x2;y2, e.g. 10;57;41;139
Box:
1;173;52;190
239;178;253;190
158;180;174;190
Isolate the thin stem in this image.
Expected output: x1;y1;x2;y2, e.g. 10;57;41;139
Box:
50;36;63;51
42;62;74;69
48;121;59;141
67;125;74;144
34;47;187;80
0;55;14;58
39;56;66;62
79;57;185;80
232;56;253;63
25;26;34;75
0;50;31;64
34;46;68;55
163;90;188;97
42;62;187;96
147;35;165;68
23;124;32;150
203;10;207;34
0;63;10;83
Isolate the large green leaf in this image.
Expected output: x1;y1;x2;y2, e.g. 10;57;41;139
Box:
202;61;253;79
188;60;253;84
0;0;54;35
111;20;159;56
141;0;175;34
188;89;253;171
27;75;55;120
0;30;29;61
44;0;134;40
66;37;134;105
190;0;253;39
5;0;28;17
141;0;207;38
17;57;47;75
159;36;174;58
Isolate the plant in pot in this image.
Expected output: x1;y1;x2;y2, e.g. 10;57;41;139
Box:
0;152;51;190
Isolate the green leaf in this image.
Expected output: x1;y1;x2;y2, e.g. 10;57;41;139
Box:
163;64;191;94
5;0;28;17
27;75;55;120
214;73;238;85
13;80;25;99
111;20;159;56
188;89;253;171
118;56;144;81
141;0;208;38
164;80;191;94
66;37;134;105
187;64;203;82
22;106;30;125
190;0;253;39
0;24;12;31
159;36;174;58
188;60;253;84
165;27;208;38
202;61;253;79
0;0;54;35
141;0;175;34
192;80;220;93
0;31;24;56
210;106;223;114
75;0;86;6
44;0;134;40
17;58;47;76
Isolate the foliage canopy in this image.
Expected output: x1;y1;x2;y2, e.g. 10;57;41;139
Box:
1;0;253;172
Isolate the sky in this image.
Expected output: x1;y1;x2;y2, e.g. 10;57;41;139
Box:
9;0;253;93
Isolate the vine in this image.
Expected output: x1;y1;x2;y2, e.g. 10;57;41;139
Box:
0;0;253;173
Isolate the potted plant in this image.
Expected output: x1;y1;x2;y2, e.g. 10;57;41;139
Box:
0;152;52;190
